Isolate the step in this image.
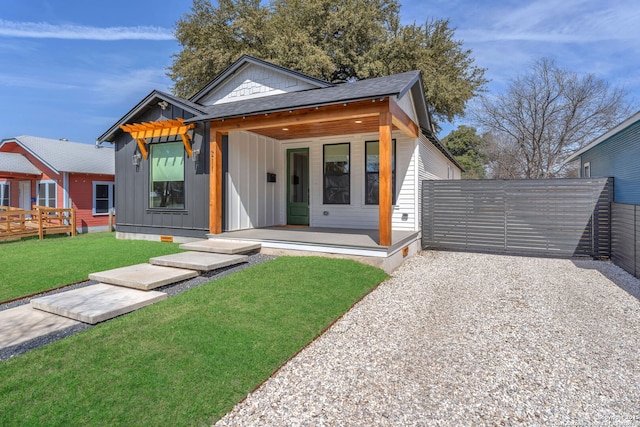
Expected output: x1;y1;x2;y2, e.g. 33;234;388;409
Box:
31;284;167;325
89;264;198;291
149;251;247;272
0;305;81;350
179;240;261;255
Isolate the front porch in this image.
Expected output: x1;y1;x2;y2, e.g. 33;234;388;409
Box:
207;226;421;272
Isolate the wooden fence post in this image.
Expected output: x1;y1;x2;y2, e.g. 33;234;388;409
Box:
37;208;43;240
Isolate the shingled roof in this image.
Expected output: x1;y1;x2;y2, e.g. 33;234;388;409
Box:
0;136;114;175
0;152;41;176
189;70;422;122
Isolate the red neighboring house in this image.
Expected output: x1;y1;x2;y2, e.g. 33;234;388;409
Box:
0;136;115;233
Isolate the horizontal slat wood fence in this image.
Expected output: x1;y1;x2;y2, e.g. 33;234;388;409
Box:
611;202;639;278
0;206;76;241
422;178;612;258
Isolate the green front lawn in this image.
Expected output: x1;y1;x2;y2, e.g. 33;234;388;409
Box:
0;256;387;426
0;232;183;301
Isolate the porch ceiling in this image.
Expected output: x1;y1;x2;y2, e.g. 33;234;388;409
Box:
210;97;418;141
250;116;398;140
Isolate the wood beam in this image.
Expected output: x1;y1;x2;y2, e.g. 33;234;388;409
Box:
210;99;389;133
209;130;223;234
0;172;41;180
136;138;148;159
180;133;193;158
389;98;419;138
379;111;393;247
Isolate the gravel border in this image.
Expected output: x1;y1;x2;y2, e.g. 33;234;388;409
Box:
215;251;640;426
0;253;276;362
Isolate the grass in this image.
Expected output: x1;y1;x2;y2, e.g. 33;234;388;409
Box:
0;232;183;302
0;256;387;426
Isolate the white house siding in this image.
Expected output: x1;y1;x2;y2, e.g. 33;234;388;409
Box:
200;64;318;106
226;131;281;231
280;132;419;231
416;133;461;226
417;134;460;181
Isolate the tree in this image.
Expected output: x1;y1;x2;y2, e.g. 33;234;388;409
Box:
441;125;487;179
475;58;631;178
168;0;487;127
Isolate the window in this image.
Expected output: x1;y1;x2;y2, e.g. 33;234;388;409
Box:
365;140;396;205
37;181;56;207
323;143;350;204
93;182;114;215
447;165;453;179
583;162;591;178
0;182;9;206
150;141;185;209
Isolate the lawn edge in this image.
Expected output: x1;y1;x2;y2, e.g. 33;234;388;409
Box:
213;267;390;423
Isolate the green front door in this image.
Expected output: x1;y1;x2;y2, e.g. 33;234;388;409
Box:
287;148;309;225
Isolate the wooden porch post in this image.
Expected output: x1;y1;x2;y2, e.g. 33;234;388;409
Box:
209;130;223;234
379;111;393;246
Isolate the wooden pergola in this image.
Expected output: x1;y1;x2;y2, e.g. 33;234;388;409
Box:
120;118;196;159
208;97;419;246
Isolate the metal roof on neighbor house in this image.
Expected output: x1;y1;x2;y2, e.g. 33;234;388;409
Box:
190;70;423;122
0;152;41;175
0;136;114;175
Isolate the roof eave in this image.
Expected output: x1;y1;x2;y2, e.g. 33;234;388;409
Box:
185;92;404;124
564;109;640;164
420;127;464;172
97;90;205;143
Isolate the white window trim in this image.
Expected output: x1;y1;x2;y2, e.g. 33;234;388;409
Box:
0;182;9;206
583;161;591;178
93;181;114;215
37;180;57;208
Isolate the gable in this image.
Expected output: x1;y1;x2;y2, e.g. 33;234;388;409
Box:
198;63;322;106
0;136;114;175
395;91;418;125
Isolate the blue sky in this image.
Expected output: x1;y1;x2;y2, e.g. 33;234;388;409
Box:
1;0;638;144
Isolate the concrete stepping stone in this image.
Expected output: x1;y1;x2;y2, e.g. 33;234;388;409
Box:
149;251;247;272
179;240;261;254
31;283;167;325
88;263;198;291
0;305;81;350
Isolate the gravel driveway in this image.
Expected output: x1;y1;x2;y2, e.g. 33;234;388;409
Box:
215;251;640;426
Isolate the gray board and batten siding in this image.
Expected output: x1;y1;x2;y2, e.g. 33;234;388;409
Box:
611;202;640;278
422;178;613;259
578;118;640;204
113;104;211;238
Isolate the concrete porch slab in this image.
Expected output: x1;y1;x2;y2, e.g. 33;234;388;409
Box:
179;240;261;254
88;264;198;290
31;283;167;325
149;251;247;272
0;305;81;350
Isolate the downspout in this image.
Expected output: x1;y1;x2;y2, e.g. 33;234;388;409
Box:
62;172;69;208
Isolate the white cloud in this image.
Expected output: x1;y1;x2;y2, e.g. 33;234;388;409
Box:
91;67;173;104
0;19;174;41
0;72;81;90
458;0;640;44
